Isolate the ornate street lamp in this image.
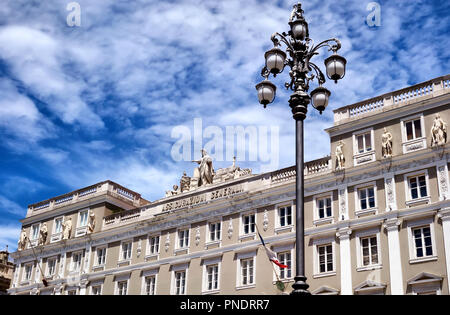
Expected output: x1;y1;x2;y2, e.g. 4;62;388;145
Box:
255;2;346;295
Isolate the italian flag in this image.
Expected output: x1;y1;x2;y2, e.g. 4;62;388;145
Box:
258;230;288;269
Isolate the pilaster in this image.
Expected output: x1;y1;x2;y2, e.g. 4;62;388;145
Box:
436;162;450;201
383;217;404;295
438;207;450;293
336;227;352;295
384;173;397;211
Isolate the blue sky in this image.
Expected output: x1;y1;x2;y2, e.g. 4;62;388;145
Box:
0;0;449;250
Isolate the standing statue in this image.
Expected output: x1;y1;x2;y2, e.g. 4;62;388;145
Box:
431;113;447;146
18;229;28;251
289;2;304;22
62;218;72;240
192;149;214;187
335;140;345;171
39;223;48;246
381;128;393;158
88;211;96;234
180;172;191;193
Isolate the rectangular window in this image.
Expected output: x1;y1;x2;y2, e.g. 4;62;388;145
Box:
67;290;77;295
145;276;156;295
175;271;186;295
241;258;254;285
361;236;378;266
24;264;32;281
149;236;160;254
317;197;332;219
96;247;106;266
206;265;219;291
356;133;372;153
243;214;256;235
413;226;433;258
209;222;221;242
79;210;88;227
72;252;82;271
409;175;427;199
278;252;292;279
279;206;292;227
47;258;56;276
121;242;132;260
358;187;376;210
54;217;63;234
117;281;128;295
31;224;40;240
178;230;189;248
405;119;422;141
318;244;333;273
91;286;101;295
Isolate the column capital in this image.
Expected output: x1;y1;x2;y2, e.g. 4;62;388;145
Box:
438;207;450;222
336;227;352;239
384;218;401;232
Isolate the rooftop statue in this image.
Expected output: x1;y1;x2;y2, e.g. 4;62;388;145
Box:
191;149;214;188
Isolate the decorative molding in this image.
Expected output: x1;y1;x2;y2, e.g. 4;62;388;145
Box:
165;232;170;252
227;220;233;239
263;210;269;231
195;227;201;246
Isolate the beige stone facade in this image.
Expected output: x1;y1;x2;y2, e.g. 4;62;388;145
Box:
8;74;450;295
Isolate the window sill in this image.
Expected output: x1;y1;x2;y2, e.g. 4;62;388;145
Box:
272;278;293;284
402;137;427;154
409;256;438;264
405;196;431;208
313;271;336;279
313;217;333;226
236;284;256;291
356;264;382;272
50;233;62;243
275;225;293;234
239;233;256;242
355;207;378;217
204;240;221;249
174;247;189;255
117;260;131;267
202;289;220;295
353;151;375;166
92;265;105;272
20;280;30;286
75;226;87;237
145;253;159;261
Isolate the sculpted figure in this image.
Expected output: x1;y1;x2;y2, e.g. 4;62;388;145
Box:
289;2;304;22
18;229;28;251
180;172;191;193
431;114;447;146
62;218;72;240
88;211;96;234
381;128;393;158
335;140;345;170
39;223;48;246
192;149;214;187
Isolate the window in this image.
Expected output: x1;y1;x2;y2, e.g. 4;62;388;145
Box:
145;276;156;295
30;224;40;241
209;222;221;242
23;264;33;281
242;214;256;235
358;187;376;210
54;217;63;234
278;252;292;279
67;290;77;295
72;252;82;272
278;206;292;227
96;247;106;266
178;229;189;249
356;132;372;153
317;197;332;219
408;175;427;199
175;271;186;295
121;241;132;261
78;210;88;227
91;285;102;295
413;226;433;258
117;281;128;295
47;258;56;276
361;236;378;266
149;235;160;254
405;118;422;141
240;258;254;286
318;244;333;273
206;265;219;291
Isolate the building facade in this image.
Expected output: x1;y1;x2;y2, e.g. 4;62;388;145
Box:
0;249;14;295
8;74;450;295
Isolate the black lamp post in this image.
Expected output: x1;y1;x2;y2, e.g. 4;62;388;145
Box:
255;2;346;295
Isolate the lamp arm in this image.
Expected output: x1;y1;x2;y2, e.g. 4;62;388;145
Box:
308;62;326;85
308;38;341;56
